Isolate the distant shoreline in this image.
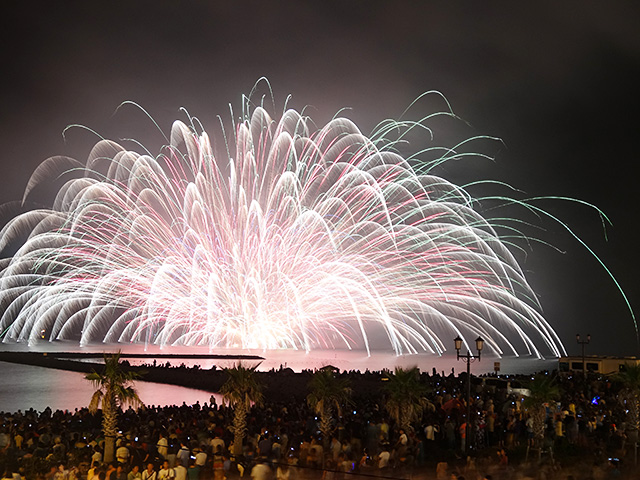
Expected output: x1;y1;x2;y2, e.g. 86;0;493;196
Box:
0;350;348;403
0;351;263;395
0;351;265;359
0;350;384;402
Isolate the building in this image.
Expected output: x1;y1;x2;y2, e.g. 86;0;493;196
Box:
558;355;640;375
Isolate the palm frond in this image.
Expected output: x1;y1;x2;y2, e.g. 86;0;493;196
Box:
88;391;104;414
383;366;431;428
220;363;264;409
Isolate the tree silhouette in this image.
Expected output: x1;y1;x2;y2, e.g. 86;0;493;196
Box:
307;367;352;448
383;366;432;431
615;364;640;446
523;374;559;447
85;351;143;463
220;363;264;456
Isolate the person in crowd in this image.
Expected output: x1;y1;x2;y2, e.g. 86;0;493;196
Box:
176;441;190;468
127;465;142;480
158;461;175;480
141;463;157;480
174;462;187;480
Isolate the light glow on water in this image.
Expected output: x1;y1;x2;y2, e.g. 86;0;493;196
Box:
0;360;219;413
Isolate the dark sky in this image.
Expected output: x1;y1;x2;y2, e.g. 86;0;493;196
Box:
1;1;638;356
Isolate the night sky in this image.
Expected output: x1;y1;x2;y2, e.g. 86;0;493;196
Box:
1;2;638;356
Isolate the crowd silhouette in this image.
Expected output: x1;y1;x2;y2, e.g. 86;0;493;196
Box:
0;366;635;480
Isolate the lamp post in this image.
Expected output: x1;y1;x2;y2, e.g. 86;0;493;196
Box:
576;333;590;378
454;335;484;456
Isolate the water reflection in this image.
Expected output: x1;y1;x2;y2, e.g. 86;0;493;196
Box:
0;361;221;413
0;341;555;413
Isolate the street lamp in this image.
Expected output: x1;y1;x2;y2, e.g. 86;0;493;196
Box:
454;335;484;455
576;333;591;378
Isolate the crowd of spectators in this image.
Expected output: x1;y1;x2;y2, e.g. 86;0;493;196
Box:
0;368;635;480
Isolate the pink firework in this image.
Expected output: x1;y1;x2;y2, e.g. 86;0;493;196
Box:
0;101;573;357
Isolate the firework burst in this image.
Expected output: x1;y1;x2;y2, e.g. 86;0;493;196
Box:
0;95;600;357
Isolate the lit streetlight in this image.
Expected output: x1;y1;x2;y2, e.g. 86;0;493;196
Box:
454;335;484;455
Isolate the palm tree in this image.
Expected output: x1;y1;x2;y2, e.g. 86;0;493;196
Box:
615;364;640;454
86;351;144;463
523;374;560;447
220;363;264;457
383;366;433;432
306;367;352;448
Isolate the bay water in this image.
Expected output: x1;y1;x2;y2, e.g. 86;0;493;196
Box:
0;342;556;413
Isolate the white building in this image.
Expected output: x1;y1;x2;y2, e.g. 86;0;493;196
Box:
558;355;640;375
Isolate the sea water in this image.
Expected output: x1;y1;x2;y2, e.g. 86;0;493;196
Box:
0;341;556;413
